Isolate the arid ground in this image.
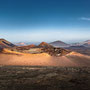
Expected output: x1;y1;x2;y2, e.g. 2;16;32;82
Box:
0;66;90;90
0;52;90;66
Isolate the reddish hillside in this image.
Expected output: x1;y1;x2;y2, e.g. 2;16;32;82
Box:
39;42;53;48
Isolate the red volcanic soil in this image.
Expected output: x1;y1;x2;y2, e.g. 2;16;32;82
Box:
0;52;90;66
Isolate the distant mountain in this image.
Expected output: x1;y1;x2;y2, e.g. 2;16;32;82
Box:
71;40;90;47
50;40;70;47
0;39;16;48
15;42;40;46
15;42;27;46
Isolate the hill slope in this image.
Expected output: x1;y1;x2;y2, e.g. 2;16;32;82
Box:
0;50;90;66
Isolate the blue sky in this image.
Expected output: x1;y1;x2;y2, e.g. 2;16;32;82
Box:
0;0;90;43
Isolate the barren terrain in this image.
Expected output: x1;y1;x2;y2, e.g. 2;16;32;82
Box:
0;66;90;90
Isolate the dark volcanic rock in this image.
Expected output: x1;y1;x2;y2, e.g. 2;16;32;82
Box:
42;47;70;56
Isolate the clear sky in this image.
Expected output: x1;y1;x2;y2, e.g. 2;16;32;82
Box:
0;0;90;43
